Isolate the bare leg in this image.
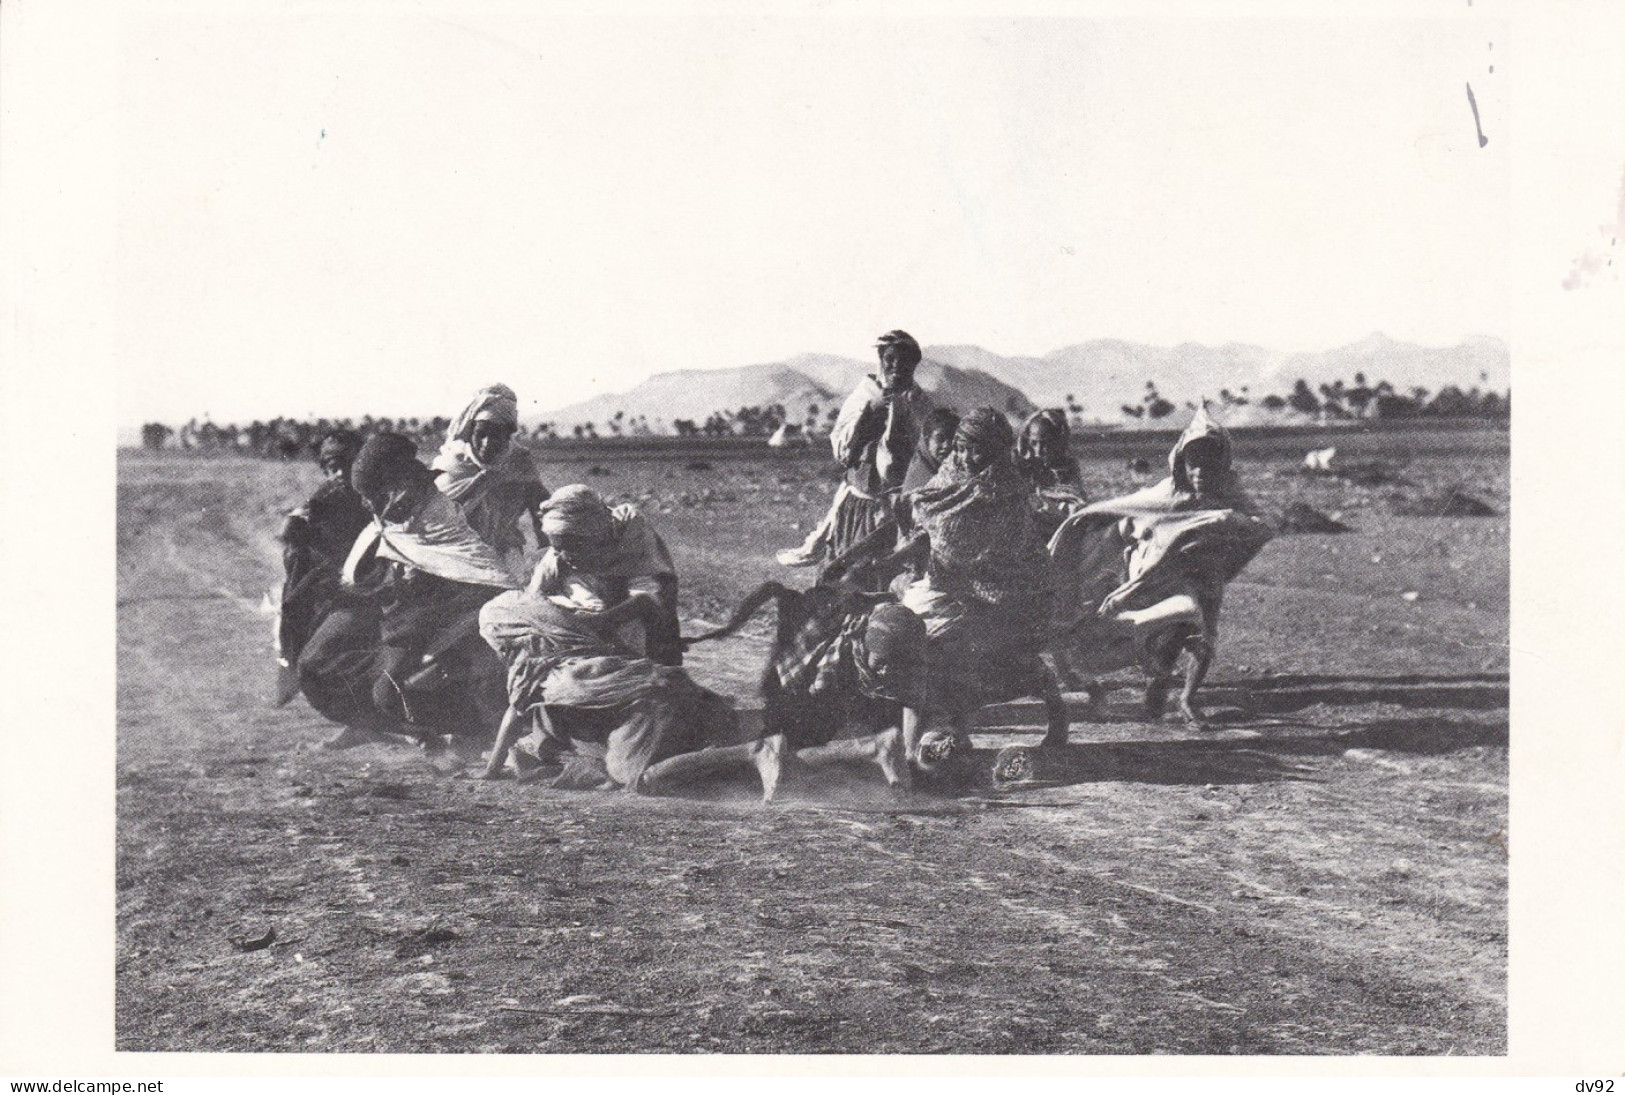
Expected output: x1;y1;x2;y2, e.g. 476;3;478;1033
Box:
796;728;912;792
480;706;530;780
1038;668;1070;749
902;706;927;760
637;739;775;798
875;727;910;791
1175;636;1215;728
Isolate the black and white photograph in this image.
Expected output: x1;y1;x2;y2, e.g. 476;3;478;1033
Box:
3;0;1623;1080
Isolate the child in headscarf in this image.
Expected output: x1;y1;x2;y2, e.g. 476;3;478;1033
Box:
1016;408;1089;538
432;384;550;572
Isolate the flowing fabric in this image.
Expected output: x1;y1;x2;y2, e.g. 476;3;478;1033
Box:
301;490;514;734
479;591;735;789
1047;407;1273;677
344;491;523;591
528;497;682;666
432;444;545;556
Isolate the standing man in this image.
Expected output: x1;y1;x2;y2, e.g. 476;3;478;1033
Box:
778;330;939;574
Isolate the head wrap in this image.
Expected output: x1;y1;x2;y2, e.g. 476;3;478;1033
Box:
446;384;520;446
873;329;922;369
350;432;433;501
538;484;616;543
1169;402;1236;491
953;406;1016;455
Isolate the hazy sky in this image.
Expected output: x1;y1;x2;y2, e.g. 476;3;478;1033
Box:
115;9;1508;425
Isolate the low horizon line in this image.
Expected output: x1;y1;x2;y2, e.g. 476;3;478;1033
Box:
119;329;1509;428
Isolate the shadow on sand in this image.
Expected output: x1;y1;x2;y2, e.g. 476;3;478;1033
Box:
1202;672;1508;715
975;672;1509;730
974;714;1507;794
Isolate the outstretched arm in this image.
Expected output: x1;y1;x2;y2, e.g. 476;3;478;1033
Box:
827;522;926;586
682;581;797;647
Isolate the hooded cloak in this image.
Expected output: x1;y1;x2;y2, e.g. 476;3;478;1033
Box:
432;384;547;557
1047;406;1273;675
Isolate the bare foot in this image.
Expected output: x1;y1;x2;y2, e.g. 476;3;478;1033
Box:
753;734;787;803
875;728;912;792
320;725;395;751
774;544;824;568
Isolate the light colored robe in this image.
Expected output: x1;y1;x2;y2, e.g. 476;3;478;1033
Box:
1046;407;1273;676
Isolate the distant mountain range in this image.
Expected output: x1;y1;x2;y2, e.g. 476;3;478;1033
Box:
542;354;1035;431
538;333;1508;430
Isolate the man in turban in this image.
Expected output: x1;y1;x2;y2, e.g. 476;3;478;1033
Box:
525;484;682;665
478;485;736;791
777;331;940;581
432;383;550;572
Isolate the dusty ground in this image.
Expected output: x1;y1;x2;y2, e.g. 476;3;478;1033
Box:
116;427;1508;1054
